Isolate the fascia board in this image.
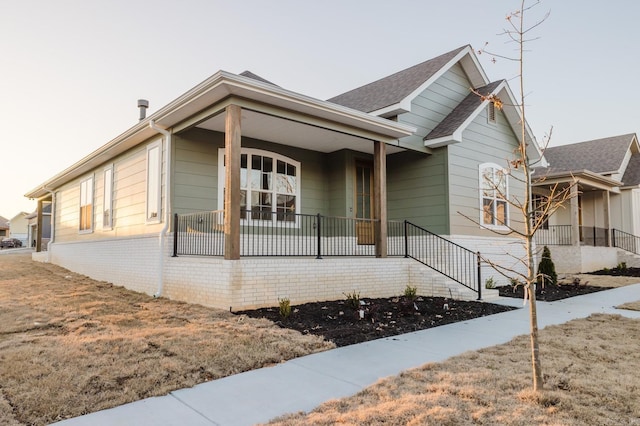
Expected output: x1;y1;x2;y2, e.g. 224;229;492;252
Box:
26;71;415;199
371;46;488;118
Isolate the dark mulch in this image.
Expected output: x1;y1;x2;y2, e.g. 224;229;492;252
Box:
237;296;515;347
498;266;640;301
589;266;640;277
497;282;613;302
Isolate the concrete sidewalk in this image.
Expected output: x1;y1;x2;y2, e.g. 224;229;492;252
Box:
53;284;640;426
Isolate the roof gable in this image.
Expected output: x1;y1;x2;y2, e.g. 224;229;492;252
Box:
542;134;637;175
622;152;640;187
328;45;485;114
425;80;504;144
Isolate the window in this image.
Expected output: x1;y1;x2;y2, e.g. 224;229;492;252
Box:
103;166;113;229
487;102;497;124
219;149;299;222
532;195;549;230
480;163;508;228
79;176;94;232
146;142;162;222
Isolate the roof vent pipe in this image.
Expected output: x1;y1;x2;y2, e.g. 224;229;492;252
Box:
138;99;149;121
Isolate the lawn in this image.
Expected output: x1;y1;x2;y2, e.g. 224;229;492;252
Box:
1;252;638;425
0;253;332;425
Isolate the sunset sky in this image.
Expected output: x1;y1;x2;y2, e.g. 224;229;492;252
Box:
2;0;638;218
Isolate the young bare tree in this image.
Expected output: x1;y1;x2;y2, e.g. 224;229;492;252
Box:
471;1;577;391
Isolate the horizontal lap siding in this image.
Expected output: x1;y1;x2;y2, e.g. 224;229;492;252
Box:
173;128;329;216
390;65;471;233
387;149;449;234
448;107;525;236
54;136;165;243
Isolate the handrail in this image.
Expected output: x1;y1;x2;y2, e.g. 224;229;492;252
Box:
404;221;481;299
612;229;640;255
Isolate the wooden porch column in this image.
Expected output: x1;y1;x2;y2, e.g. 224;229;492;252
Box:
36;199;43;252
570;184;580;246
374;141;387;258
602;190;611;247
224;104;242;260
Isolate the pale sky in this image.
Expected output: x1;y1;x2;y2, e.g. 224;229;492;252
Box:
2;0;639;219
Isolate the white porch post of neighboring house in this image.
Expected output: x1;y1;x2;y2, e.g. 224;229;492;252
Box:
602;189;611;247
570;184;580;246
374;140;387;258
224;104;242;260
36;199;43;252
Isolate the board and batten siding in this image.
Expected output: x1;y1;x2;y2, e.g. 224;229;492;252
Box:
53;136;166;243
447;105;525;236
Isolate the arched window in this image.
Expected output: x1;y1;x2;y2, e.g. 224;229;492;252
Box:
219;148;300;222
479;163;508;228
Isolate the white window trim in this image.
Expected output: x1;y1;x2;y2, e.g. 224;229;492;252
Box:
79;174;94;234
102;164;114;230
217;148;301;226
146;141;162;224
478;162;509;230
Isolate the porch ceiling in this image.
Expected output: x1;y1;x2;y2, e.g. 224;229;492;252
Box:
195;109;406;155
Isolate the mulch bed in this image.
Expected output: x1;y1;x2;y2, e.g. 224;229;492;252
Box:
497;283;613;302
238;268;636;347
237;296;515;347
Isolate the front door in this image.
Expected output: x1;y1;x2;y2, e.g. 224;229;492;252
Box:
355;161;374;244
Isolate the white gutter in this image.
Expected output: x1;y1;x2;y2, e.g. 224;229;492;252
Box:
149;121;172;298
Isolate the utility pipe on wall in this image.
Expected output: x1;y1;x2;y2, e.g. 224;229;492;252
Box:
149;120;172;298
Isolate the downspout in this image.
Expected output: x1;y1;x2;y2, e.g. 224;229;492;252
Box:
42;188;55;262
149;120;172;298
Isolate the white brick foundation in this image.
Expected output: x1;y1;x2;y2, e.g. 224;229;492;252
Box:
36;233;498;310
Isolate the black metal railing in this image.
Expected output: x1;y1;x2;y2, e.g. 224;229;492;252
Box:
613;229;640;255
173;212;481;298
173;211;408;258
534;225;572;246
404;221;481;299
580;226;610;247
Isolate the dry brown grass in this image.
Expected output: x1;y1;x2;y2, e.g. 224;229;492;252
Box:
269;313;640;425
563;273;640;288
0;253;333;425
618;301;640;311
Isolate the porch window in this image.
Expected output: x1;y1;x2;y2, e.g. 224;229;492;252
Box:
146;142;162;223
103;165;113;229
479;163;508;228
219;148;300;222
79;176;93;232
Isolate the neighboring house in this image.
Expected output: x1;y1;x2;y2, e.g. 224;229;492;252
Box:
0;216;9;237
26;45;540;310
533;133;640;273
9;212;29;245
26;203;52;249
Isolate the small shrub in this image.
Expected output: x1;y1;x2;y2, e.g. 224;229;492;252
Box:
617;262;628;272
403;285;418;300
278;298;291;319
510;277;520;287
537;245;558;287
485;277;496;289
343;291;360;310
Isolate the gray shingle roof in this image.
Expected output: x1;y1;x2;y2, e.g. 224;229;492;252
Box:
239;71;279;87
538;134;636;175
328;45;469;113
425;80;504;140
622;153;640;186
